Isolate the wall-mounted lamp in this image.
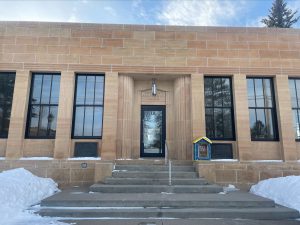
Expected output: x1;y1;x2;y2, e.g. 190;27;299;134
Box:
152;79;157;96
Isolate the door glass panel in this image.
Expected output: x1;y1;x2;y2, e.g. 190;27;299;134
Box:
143;110;162;154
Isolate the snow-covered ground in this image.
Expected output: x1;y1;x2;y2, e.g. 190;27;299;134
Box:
0;168;69;225
250;176;300;212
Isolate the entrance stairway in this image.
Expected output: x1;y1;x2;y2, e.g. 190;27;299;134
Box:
38;160;299;220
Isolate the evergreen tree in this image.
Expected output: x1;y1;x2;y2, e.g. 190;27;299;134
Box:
261;0;299;28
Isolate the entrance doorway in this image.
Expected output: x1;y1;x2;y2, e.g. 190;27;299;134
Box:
140;105;166;157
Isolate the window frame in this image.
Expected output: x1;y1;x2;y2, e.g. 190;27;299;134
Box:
25;72;61;139
247;76;279;141
288;77;300;141
204;76;236;141
71;73;105;139
0;72;16;139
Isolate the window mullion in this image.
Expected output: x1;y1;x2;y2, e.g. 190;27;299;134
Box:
297;109;300;139
253;78;257;108
293;80;300;136
92;76;96;136
212;78;215;139
261;79;267;137
221;78;224;138
36;75;44;136
82;76;88;136
294;80;299;108
47;75;53;136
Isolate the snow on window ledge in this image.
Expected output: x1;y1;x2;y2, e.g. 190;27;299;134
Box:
210;159;239;162
20;157;54;160
246;160;283;163
67;157;101;160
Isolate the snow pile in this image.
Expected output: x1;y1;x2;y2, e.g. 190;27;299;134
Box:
0;168;68;225
223;184;239;193
250;176;300;212
219;184;239;194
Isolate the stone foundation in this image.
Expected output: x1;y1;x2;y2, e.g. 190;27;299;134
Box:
195;161;300;190
0;159;113;188
1;159;300;190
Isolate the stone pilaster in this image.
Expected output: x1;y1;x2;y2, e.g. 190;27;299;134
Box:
54;71;75;159
191;74;205;140
233;74;252;161
101;72;119;160
6;70;31;158
274;74;297;161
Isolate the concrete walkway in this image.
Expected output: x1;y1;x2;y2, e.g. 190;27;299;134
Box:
61;218;300;225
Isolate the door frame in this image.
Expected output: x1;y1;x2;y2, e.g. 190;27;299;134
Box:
140;105;166;158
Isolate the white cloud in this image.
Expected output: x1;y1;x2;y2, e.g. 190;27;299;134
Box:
104;6;117;17
132;0;150;21
132;0;142;9
157;0;246;26
0;1;77;22
68;5;78;22
247;16;265;27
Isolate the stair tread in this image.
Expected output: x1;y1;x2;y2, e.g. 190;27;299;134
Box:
39;207;297;212
42;192;274;203
91;184;217;187
112;171;197;173
106;178;204;180
38;206;299;220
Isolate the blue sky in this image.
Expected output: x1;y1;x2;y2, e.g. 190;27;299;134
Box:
0;0;300;27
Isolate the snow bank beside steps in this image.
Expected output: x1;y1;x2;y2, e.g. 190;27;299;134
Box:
250;175;300;212
0;168;67;225
0;168;59;210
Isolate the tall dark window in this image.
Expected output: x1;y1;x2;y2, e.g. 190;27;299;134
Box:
247;77;278;141
72;74;104;138
204;77;235;140
0;72;15;138
288;78;300;140
26;73;60;138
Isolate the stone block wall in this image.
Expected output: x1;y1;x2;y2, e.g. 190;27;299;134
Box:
0;159;113;187
195;161;300;190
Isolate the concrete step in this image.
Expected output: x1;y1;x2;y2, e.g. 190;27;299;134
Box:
41;192;275;208
50;218;300;225
103;178;207;185
38;207;299;220
115;160;194;166
111;171;198;179
89;184;222;193
114;165;195;172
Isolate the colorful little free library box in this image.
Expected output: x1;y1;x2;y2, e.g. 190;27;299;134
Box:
193;137;212;160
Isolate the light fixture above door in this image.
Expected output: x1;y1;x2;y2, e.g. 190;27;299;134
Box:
152;79;157;96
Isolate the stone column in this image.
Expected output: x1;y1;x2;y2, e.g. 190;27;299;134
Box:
54;71;75;159
101;72;119;160
191;74;205;140
233;74;252;161
174;76;192;160
6;70;31;158
274;75;297;161
116;75;134;159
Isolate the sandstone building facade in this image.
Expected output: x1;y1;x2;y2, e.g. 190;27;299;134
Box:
0;21;300;188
